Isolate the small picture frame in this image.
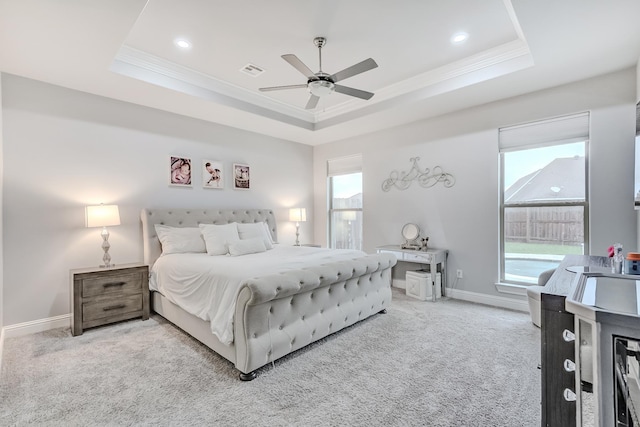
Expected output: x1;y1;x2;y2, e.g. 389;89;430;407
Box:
203;160;224;189
169;156;192;187
233;163;250;190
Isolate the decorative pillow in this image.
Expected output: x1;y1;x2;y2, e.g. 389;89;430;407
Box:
262;221;276;244
154;225;206;255
237;222;274;249
228;237;267;256
199;223;240;255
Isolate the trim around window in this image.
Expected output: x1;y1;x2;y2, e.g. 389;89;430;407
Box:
498;124;589;285
494;282;529;296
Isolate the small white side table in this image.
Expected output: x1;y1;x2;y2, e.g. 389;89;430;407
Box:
376;245;449;301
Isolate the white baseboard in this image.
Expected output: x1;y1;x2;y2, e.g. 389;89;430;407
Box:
3;314;71;339
395;279;528;312
0;286;528;353
445;287;529;312
392;279;406;289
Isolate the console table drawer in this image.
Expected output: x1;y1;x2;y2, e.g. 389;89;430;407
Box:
81;273;143;297
404;252;433;263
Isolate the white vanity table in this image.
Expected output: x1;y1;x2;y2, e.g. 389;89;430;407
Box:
375;245;448;299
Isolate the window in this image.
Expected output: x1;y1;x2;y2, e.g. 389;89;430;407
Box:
499;113;589;285
328;155;362;250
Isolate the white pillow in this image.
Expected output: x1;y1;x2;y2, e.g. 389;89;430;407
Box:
262;221;276;244
154;225;206;255
237;222;274;249
199;223;240;255
228;237;267;256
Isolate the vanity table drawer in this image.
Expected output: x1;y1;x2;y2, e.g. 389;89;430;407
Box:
404;252;433;263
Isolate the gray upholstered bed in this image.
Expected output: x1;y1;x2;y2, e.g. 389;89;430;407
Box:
141;208;396;380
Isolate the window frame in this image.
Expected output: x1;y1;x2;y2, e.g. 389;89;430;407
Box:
327;172;363;250
498;117;590;286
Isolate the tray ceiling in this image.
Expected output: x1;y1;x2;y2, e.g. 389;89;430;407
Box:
1;0;640;145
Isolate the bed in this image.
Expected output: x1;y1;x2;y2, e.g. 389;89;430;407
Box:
141;208;397;380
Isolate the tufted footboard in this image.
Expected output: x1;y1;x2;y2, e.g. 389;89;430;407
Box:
233;253;397;378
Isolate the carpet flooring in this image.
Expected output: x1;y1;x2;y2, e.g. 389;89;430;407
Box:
1;289;541;426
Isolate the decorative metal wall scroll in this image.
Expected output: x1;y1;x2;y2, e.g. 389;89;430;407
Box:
382;157;455;192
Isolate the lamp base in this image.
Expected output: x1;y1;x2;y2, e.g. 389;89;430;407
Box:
294;222;301;246
100;227;114;269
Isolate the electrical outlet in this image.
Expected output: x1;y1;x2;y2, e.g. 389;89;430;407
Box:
456;269;463;279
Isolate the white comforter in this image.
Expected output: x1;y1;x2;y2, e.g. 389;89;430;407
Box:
150;245;365;345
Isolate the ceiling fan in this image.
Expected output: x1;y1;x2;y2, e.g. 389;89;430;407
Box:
259;37;378;110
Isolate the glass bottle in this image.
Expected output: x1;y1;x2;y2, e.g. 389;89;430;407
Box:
612;243;624;274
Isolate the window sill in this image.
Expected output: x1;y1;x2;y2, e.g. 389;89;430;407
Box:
494;282;529;296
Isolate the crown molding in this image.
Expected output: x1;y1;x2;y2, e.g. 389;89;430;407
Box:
112;37;532;131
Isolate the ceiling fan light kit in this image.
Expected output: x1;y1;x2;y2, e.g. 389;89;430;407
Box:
308;78;335;96
259;36;378;110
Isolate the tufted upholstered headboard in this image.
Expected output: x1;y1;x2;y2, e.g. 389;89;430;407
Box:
140;208;277;267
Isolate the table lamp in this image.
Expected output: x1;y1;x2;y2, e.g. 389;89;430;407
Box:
289;208;307;246
86;204;121;268
344;211;357;249
343;211;357;223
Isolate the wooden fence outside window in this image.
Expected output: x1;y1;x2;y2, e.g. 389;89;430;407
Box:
504;206;583;245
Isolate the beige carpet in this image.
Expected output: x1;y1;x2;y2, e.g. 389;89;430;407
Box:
1;289;540;426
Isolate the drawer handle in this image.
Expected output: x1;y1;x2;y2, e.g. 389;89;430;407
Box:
103;282;126;289
563;388;576;402
564;359;576;372
562;329;576;342
103;304;126;311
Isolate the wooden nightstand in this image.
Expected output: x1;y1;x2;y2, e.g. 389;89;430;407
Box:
70;263;149;336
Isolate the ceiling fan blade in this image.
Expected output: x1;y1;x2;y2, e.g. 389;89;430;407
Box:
259;84;308;92
330;58;378;83
305;95;320;110
282;54;316;79
334;84;374;100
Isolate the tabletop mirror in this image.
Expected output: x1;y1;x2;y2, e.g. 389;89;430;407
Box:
401;223;423;250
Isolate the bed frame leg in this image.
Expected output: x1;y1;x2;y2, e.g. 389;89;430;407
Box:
379;309;387;314
239;371;257;381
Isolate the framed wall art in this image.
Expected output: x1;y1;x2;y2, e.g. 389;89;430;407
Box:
233;163;250;190
203;160;224;189
169;156;192;187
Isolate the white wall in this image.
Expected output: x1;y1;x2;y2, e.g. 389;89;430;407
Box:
636;57;640;248
637;56;640;101
1;74;314;327
0;75;4;333
314;68;638;301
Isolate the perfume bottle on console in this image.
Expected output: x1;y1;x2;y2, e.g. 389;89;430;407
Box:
611;243;624;274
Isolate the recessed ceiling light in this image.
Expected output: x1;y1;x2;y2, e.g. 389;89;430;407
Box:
451;32;468;44
175;39;191;49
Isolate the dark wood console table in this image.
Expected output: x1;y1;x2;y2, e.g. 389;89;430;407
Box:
539;255;609;427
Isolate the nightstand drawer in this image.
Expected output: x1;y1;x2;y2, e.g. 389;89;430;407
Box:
81;273;143;298
83;294;143;322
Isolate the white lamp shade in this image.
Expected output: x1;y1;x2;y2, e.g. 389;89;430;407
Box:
86;205;121;228
343;211;357;221
289;208;307;222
